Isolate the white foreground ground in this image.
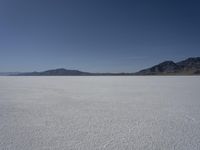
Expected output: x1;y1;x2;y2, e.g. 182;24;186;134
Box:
0;76;200;150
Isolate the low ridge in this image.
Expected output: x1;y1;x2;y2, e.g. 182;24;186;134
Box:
19;68;92;76
4;57;200;76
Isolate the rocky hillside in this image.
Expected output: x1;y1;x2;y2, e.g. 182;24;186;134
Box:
135;57;200;75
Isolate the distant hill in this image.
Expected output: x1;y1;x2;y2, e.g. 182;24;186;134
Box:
2;57;200;76
18;68;92;76
17;68;133;76
135;57;200;75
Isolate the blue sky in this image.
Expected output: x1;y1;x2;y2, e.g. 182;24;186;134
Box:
0;0;200;72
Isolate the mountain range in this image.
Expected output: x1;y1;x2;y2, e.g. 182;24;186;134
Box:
135;57;200;75
18;69;133;76
1;57;200;76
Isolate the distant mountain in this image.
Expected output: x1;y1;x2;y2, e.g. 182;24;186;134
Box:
2;57;200;76
135;57;200;75
176;57;200;74
17;68;133;76
18;68;92;76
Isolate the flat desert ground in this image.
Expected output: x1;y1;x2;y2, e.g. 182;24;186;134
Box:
0;76;200;150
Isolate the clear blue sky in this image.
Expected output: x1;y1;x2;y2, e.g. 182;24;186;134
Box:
0;0;200;72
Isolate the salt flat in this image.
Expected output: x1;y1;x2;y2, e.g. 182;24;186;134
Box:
0;76;200;150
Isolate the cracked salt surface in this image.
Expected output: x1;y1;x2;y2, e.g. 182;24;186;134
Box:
0;76;200;150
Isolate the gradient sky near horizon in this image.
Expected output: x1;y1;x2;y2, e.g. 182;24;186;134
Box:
0;0;200;72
